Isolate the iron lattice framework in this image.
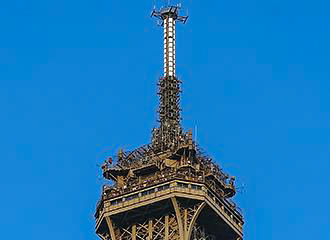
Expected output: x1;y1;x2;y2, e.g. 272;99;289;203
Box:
152;75;184;152
95;3;244;240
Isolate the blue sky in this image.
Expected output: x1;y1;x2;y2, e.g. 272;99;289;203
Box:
1;0;329;239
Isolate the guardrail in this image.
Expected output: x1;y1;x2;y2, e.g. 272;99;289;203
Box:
101;173;203;200
95;180;243;229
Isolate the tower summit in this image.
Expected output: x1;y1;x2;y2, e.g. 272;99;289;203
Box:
151;4;188;78
151;4;188;152
95;2;244;240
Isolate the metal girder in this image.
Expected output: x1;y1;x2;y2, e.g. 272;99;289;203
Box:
171;197;185;240
105;216;117;240
187;203;206;240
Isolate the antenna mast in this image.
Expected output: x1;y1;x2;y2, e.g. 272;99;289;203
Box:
151;2;188;152
151;2;188;78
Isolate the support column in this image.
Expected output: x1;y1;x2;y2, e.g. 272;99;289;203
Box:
148;219;153;240
105;216;117;240
165;215;169;240
132;224;136;240
171;197;184;240
184;208;188;238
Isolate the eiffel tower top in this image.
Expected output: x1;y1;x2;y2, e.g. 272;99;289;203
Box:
99;1;237;199
95;4;244;238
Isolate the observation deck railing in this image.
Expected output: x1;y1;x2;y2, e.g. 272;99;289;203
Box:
95;172;243;226
95;181;243;233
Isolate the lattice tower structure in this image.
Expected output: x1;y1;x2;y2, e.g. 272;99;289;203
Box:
151;6;188;152
95;4;244;240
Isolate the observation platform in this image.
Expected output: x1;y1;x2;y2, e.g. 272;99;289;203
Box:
95;177;243;240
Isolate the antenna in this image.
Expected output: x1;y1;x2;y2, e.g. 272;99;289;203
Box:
151;2;189;151
151;3;188;77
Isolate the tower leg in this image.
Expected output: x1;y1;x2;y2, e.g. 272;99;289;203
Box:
106;216;117;240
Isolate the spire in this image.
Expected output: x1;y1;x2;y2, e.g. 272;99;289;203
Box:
151;4;188;77
151;4;188;152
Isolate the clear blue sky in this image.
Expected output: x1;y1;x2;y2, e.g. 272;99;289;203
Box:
1;0;329;239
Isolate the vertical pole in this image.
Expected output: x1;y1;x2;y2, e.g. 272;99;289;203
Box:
165;215;169;240
184;209;188;239
105;216;117;240
148;219;153;239
132;224;136;240
164;15;176;77
164;16;168;77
